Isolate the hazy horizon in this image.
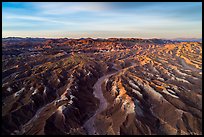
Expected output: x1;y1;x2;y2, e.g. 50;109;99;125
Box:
2;36;202;41
3;2;202;39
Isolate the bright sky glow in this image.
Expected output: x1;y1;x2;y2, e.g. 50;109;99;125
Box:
2;2;202;39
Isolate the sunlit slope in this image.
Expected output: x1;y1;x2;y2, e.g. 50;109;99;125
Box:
99;42;202;135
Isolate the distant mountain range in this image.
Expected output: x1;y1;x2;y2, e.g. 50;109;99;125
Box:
171;38;202;42
2;37;202;43
2;37;47;42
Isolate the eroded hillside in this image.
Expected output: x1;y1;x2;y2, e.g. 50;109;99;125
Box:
2;38;202;135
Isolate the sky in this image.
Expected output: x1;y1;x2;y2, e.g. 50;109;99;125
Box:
2;2;202;39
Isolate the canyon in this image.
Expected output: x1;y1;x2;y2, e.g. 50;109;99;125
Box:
2;38;202;135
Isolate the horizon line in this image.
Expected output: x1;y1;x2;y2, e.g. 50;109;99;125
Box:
2;36;202;40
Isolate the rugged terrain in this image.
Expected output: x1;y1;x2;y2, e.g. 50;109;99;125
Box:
2;38;202;135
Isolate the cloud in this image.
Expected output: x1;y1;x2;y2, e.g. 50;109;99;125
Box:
2;2;202;39
5;14;75;25
33;2;110;15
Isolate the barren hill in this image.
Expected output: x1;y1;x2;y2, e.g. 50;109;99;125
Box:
2;38;202;135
